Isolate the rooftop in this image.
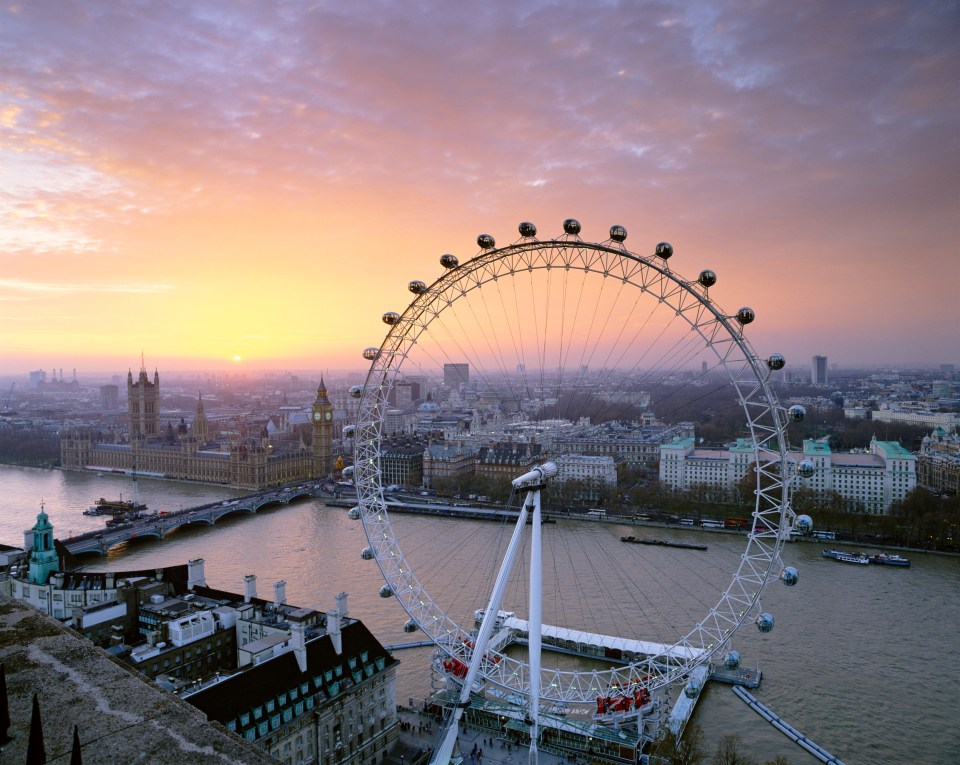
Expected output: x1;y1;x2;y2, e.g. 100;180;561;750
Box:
0;594;274;764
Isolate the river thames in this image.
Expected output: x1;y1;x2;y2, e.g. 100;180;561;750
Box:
2;465;958;764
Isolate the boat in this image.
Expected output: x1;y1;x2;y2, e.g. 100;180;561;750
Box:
868;552;911;567
821;549;870;565
621;535;707;551
85;496;148;516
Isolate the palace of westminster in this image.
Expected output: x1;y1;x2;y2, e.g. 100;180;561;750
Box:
60;363;335;489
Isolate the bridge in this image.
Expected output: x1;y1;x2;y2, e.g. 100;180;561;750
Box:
63;485;322;556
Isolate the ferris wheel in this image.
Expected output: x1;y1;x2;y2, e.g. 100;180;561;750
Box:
348;219;802;709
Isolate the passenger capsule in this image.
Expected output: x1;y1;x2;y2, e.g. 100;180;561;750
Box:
797;460;815;479
780;566;799;587
408;280;427;294
362;347;381;361
403;619;419;633
341;465;355;479
379;584;394;598
348;385;364;399
348;507;361;520
736;307;755;325
795;514;813;533
609;225;627;242
684;680;701;699
655;242;673;260
724;650;741;669
361;547;375;561
342;425;356;439
382;312;400;326
440;254;459;269
518;221;537;238
788;404;806;422
767;353;786;371
698;269;717;288
477;234;496;249
756;613;774;633
562;218;582;236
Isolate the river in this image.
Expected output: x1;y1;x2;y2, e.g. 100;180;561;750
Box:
1;465;957;764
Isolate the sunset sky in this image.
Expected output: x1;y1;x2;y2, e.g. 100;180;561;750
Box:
2;1;957;376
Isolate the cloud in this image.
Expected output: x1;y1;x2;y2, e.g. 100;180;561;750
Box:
0;0;956;366
0;279;173;295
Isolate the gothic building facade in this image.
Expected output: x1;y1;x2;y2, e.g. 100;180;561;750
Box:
60;363;336;490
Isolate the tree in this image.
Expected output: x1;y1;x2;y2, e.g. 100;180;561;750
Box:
761;758;791;765
651;724;705;765
711;734;755;765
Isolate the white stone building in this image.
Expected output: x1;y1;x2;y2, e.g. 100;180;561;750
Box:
553;454;618;487
659;437;916;514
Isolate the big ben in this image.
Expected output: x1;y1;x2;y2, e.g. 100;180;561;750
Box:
311;376;334;477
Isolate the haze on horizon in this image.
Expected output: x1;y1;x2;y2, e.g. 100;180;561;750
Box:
1;1;958;376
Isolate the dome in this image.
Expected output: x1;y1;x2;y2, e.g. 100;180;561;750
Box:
418;401;441;413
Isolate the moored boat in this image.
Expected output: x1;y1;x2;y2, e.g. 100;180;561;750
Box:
621;536;707;551
869;552;911;567
85;496;148;516
821;549;870;565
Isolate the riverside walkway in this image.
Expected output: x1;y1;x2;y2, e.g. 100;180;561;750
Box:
63;484;322;556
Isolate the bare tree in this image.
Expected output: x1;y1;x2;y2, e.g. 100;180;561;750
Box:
711;734;755;765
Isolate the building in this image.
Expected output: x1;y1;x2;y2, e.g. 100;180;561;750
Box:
811;355;828;386
443;363;469;389
553;454;617;487
659;437;757;493
422;442;478;489
187;612;398;765
100;383;120;410
129;361;161;438
918;427;960;495
61;426;316;489
872;407;960;430
312;378;335;477
379;438;425;488
659;436;917;514
554;421;694;467
476;441;542;482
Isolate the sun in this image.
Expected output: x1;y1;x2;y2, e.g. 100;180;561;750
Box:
232;355;242;362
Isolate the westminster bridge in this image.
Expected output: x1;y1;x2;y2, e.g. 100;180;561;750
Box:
63;484;324;556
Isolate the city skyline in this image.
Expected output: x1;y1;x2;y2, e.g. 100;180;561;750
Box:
2;1;958;374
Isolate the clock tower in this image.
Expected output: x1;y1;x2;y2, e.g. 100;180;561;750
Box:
311;376;334;477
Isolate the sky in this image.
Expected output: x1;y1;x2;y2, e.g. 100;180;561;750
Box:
1;0;958;376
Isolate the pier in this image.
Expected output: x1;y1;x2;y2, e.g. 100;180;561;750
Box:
733;686;846;764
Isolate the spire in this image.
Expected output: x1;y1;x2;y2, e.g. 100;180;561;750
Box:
26;694;45;765
140;350;146;373
0;663;11;746
197;391;205;416
70;725;82;765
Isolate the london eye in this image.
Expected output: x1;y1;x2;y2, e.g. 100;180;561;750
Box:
348;219;802;739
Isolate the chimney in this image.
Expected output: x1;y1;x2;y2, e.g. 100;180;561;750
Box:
336;591;348;620
244;575;257;603
326;610;342;655
105;573;115;590
187;559;206;590
289;613;308;673
273;580;286;610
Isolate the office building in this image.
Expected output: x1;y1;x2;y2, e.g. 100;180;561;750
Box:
811;355;828;386
443;363;469;389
